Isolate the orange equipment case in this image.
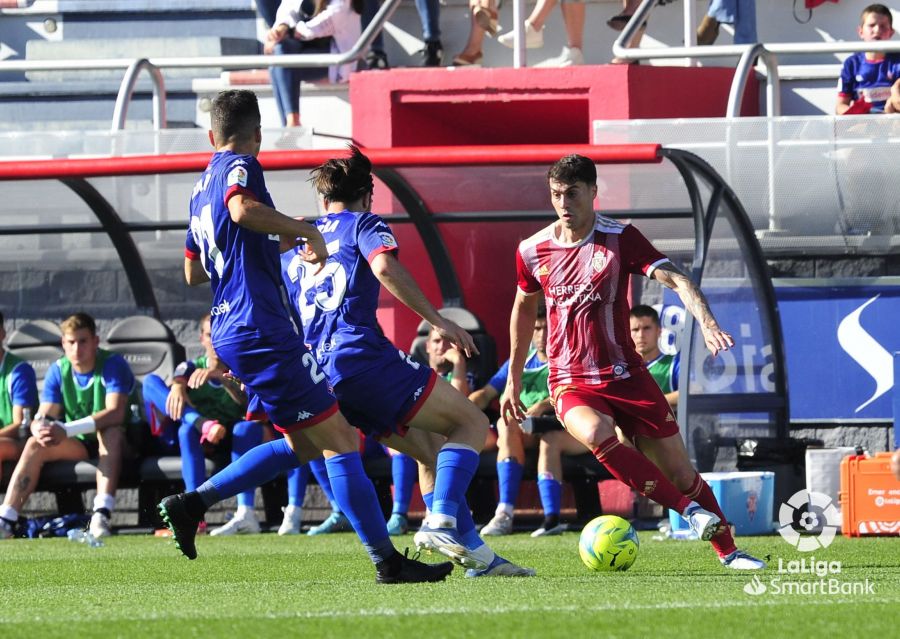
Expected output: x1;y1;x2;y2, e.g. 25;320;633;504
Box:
840;453;900;537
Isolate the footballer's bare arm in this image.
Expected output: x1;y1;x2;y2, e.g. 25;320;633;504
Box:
651;261;734;356
184;257;210;286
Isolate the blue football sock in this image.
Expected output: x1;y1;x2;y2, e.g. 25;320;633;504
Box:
497;457;523;509
231;420;263;508
391;453;417;515
431;444;479;519
456;496;486;550
200;438;300;508
287;463;310;507
325;453;394;564
538;474;562;517
309;457;340;512
177;421;206;492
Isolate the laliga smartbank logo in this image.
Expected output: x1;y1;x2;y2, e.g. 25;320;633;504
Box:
742;490;875;597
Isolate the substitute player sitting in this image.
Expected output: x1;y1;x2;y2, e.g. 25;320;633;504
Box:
502;153;765;570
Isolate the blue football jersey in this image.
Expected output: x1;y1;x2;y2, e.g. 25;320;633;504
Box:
186;151;294;345
281;209;400;385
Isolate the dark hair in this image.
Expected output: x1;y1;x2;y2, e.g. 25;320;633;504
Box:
630;304;660;326
211;90;261;145
536;299;547;321
309;144;374;204
547;154;597;186
862;4;892;26
0;310;4;326
60;312;97;336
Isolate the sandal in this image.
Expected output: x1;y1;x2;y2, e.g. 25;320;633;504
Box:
452;51;483;67
606;14;648;32
473;6;500;37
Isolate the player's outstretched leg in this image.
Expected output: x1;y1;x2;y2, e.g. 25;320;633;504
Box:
639;436;766;570
307;415;455;584
421;490;536;578
158;492;204;560
158;438;303;558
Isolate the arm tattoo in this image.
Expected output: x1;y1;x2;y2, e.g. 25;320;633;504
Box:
656;262;719;329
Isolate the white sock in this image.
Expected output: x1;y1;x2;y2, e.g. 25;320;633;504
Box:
497;503;514;517
93;493;115;513
0;504;18;521
235;506;254;518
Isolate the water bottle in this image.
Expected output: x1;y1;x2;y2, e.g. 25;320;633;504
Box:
18;407;32;441
66;528;104;548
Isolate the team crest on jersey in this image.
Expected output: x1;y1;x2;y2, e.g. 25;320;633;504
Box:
379;232;397;249
591;252;608;273
227;166;248;187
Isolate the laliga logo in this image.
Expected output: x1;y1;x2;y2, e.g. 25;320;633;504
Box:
777;489;841;552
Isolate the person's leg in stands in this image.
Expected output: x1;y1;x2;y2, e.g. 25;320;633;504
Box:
531;429;582;536
208;420;264;536
0;437;89;538
481;416;533;536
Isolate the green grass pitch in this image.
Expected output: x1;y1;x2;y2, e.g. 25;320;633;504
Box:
1;531;897;638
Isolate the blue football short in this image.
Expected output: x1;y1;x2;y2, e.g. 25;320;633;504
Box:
215;331;337;433
334;349;436;439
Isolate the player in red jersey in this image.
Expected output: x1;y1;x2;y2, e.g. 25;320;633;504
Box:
501;154;765;570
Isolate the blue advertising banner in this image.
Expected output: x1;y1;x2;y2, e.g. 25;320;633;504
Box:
661;278;899;422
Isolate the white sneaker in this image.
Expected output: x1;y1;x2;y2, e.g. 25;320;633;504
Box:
721;549;767;570
480;511;514;536
685;502;721;541
89;511;112;538
498;22;544;49
210;509;261;536
277;505;302;536
534;46;584;68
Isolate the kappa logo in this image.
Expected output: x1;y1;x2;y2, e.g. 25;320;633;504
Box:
591;252;607;273
296;411;314;421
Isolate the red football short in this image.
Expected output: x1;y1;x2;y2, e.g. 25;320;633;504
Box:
552;368;679;441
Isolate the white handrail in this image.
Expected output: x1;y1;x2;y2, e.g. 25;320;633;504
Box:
111;59;166;131
0;0;401;73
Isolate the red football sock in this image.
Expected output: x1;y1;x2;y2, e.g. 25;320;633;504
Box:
592;436;692;513
684;473;737;557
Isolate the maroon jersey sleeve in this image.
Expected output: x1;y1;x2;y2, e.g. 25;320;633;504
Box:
516;247;542;295
620;224;668;277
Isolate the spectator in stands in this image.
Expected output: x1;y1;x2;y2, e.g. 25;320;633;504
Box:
452;0;500;67
263;0;363;127
836;4;900;115
629;305;679;409
416;0;444;66
607;0;648;65
0;311;38;463
361;0;390;69
496;0;585;67
471;304;579;537
143;313;271;536
0;312;134;540
696;0;757;46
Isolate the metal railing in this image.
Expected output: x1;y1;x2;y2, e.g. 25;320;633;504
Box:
0;0;402;131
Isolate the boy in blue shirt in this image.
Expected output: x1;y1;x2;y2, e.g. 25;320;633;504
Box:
837;3;900;114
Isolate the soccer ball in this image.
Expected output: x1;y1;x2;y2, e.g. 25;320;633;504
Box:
578;515;640;572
